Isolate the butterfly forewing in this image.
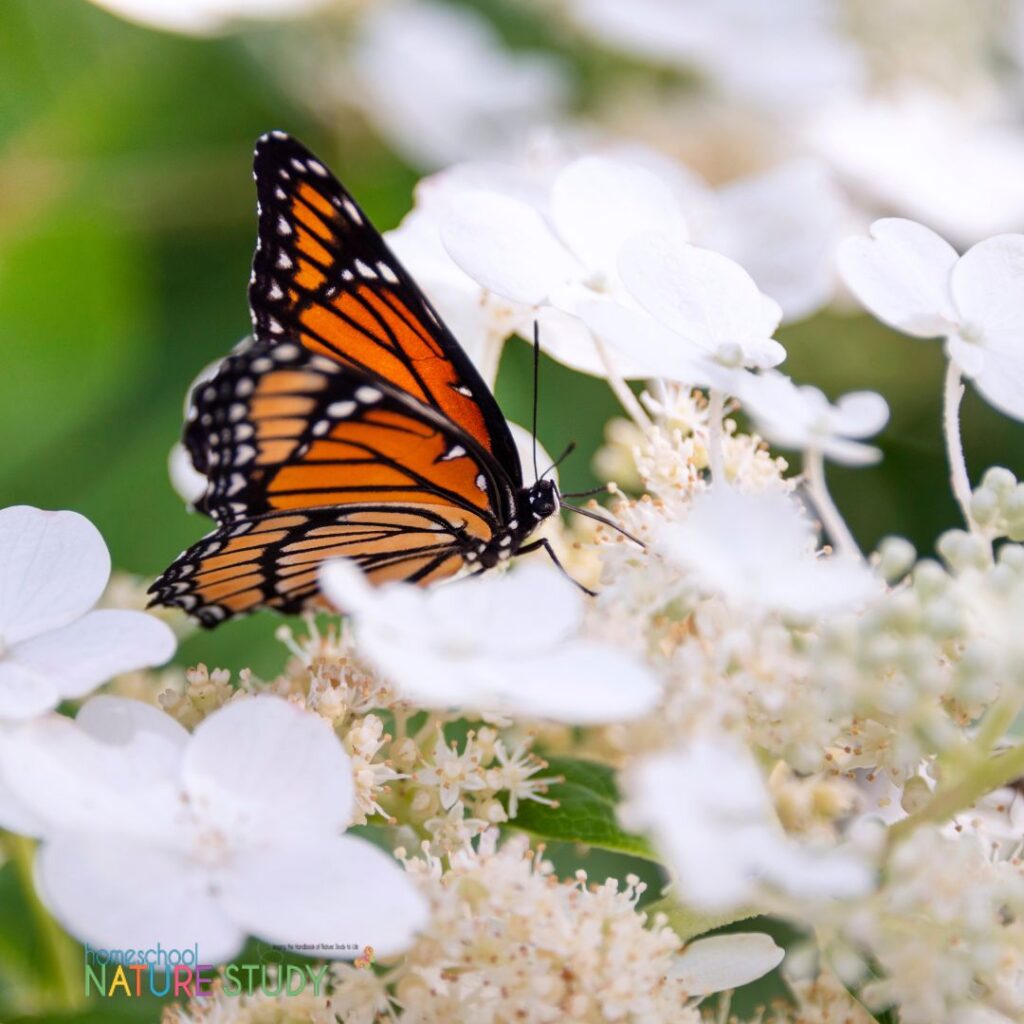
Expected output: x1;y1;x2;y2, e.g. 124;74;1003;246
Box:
249;131;522;490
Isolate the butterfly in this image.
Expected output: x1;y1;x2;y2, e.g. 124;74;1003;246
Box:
149;131;564;627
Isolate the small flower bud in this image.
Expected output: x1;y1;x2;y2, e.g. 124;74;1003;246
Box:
970;487;1000;526
936;530;989;573
900;775;932;814
982;466;1017;496
876;536;916;582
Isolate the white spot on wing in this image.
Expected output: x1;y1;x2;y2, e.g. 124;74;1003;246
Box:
327;400;357;418
356;385;382;403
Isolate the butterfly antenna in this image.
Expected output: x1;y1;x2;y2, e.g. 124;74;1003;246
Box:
542;441;576;480
530;320;542;483
560;500;646;549
559;484;609;500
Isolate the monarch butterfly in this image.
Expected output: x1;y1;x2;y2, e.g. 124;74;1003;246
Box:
149;132;568;627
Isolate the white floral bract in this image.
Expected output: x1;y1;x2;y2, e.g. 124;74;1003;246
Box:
658;486;878;617
622;738;874;911
580;234;785;391
320;561;660;723
350;2;568;169
0;695;428;963
0;506;176;721
741;371;889;465
839;218;1024;420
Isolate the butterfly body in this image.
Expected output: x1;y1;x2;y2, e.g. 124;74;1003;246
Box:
149;132;559;627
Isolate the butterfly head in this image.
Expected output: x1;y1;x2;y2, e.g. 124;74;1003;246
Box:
526;478;559;522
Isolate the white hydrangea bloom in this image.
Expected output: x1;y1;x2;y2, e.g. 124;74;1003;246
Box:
740;371;890;465
0;506;176;721
838;218;1024;420
0;695;427;962
622;738;874;912
658;486;878;616
320;561;661;723
349;1;568;169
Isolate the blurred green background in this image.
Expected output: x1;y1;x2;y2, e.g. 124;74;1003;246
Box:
2;2;1023;1019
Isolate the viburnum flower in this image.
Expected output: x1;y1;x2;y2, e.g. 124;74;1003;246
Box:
0;506;176;720
441;154;687;377
565;0;863;112
320;561;661;723
348;1;568;169
658;486;878;616
621;738;874;912
580;234;785;391
740;371;890;465
0;695;427;962
838;218;1024;421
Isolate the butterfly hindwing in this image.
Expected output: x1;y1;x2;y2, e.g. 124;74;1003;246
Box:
150;505;474;627
184;340;514;533
249;131;523;488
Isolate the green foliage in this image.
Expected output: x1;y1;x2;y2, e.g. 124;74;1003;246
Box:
508;756;658;861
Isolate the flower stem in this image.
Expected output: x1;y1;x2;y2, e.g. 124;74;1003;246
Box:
887;740;1024;849
803;447;862;560
707;388;725;482
943;360;977;533
6;833;84;1011
592;337;653;433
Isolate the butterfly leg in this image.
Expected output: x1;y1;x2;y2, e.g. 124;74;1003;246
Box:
517;538;597;597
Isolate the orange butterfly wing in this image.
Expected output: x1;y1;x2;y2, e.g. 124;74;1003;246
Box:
249;132;523;488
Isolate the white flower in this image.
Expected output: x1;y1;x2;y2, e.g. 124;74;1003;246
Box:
168;442;207;506
669;932;785;996
658;486;878;616
580;234;785;391
809;92;1024;245
86;0;328;34
320;561;661;724
565;0;863;112
349;1;568;169
740;371;889;465
0;695;427;962
621;738;874;912
442;154;687;377
0;506;176;720
838;218;1024;420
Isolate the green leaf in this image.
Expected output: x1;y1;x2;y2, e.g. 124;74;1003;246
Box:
508;757;658;861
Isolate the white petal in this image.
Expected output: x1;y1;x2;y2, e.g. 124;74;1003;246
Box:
550;156;686;275
0;713;182;838
441;192;579;305
833;390;890;438
76;694;190;748
670;933;784;996
184;696;355;839
0;507;110;646
711;159;842;323
533;304;655;380
10;609;176;701
444;564;582;657
508;422;559;488
836;218;958;337
951;234;1024;358
0;733;46;835
220;837;428;959
506;644;661;723
0;662;59;720
578;298;719;386
619;234;781;355
37;834;243;963
964;346;1024;422
169;442;208;505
